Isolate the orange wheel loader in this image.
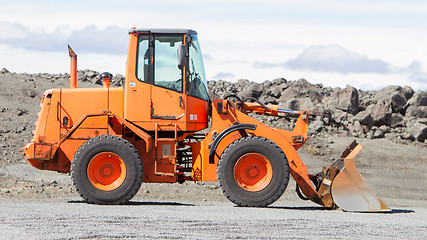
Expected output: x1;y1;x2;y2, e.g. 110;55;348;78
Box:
24;28;389;212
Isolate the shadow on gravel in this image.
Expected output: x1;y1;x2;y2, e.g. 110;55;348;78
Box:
342;209;415;214
266;206;415;214
67;200;194;206
262;206;329;211
388;209;415;214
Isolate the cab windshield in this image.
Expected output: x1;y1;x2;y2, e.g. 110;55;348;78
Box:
188;34;209;102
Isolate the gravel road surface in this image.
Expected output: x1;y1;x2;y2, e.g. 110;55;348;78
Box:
0;197;425;240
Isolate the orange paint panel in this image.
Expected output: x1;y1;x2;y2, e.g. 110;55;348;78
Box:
58;87;124;136
43;89;62;144
185;95;209;131
60;88;108;126
124;78;152;122
78;116;108;129
124;33;150;122
109;88;124;117
67;128;108;140
32;89;53;142
151;87;184;119
59;139;86;164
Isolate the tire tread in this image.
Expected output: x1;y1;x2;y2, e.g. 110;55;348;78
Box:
217;136;289;207
71;135;143;205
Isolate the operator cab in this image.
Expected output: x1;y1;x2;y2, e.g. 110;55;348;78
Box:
124;28;210;132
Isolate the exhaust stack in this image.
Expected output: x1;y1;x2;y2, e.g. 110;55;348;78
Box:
68;45;77;88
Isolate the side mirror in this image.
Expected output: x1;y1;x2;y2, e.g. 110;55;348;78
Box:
177;44;187;70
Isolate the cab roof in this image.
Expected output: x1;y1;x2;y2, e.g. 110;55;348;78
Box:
129;28;197;35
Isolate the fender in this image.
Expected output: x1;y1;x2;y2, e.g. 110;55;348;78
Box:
208;123;257;164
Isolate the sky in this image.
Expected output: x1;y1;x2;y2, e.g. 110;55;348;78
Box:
0;0;427;91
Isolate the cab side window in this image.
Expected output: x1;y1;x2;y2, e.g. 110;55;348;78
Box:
153;35;183;92
136;35;183;92
136;35;149;82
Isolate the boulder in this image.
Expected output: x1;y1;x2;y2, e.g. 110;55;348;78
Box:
264;82;287;99
390;113;404;128
271;78;287;85
358;90;376;109
373;129;385;139
402;85;415;100
405;106;427;118
259;95;277;105
406;121;427;142
379;125;391;134
354;110;374;129
390;93;407;113
331;109;352;124
367;100;393;126
374;86;408;112
238;83;263;99
278;97;314;111
309;103;332;119
407;90;427;107
348;120;366;134
322;85;359;115
400;132;414;141
278;78;323;104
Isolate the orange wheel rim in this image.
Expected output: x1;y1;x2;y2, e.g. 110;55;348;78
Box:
234;153;273;192
87;152;126;191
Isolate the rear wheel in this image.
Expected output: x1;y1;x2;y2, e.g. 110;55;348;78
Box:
71;135;143;204
217;136;290;207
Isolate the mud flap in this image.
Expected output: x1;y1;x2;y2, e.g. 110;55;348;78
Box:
330;140;390;212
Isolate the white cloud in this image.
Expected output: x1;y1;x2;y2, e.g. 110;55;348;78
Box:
0;22;127;55
213;72;235;80
284;44;391;74
68;26;128;55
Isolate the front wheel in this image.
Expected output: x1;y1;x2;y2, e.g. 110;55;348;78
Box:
217;136;290;207
71;135;143;204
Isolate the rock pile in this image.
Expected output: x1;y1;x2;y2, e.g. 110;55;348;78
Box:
77;70;124;87
1;67;426;149
208;78;427;144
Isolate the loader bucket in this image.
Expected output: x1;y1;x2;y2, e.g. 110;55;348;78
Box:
331;141;390;212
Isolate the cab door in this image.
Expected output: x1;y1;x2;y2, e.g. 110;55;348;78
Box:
124;33;186;130
150;34;185;120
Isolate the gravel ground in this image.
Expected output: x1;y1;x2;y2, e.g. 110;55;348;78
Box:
0;198;425;240
0;135;426;239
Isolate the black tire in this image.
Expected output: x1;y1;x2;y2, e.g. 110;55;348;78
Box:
217;136;290;207
71;135;143;204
